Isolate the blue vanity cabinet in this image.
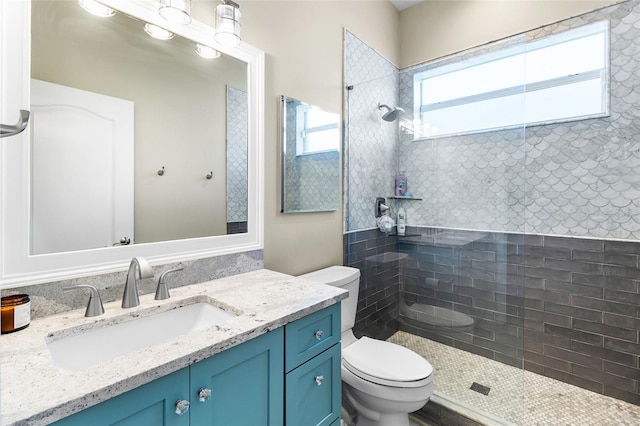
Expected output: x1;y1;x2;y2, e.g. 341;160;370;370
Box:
51;328;284;426
189;327;285;425
51;368;191;426
49;305;342;426
285;304;342;426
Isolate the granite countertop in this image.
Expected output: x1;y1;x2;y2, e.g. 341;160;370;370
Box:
0;269;347;425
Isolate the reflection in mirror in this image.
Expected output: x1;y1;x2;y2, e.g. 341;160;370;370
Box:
30;0;248;255
280;96;340;213
226;86;248;234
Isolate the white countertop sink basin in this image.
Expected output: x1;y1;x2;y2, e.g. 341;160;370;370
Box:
46;301;238;373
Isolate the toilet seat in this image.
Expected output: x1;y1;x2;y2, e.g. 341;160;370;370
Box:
342;337;433;388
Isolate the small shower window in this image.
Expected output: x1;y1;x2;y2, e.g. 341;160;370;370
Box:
412;20;609;139
295;104;340;155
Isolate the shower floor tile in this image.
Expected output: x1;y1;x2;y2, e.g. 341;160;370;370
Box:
388;331;640;426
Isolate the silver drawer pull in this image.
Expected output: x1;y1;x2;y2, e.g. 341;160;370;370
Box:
314;375;324;386
314;330;324;340
175;399;190;415
198;388;212;402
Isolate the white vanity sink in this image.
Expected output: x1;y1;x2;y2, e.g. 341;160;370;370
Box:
46;301;238;373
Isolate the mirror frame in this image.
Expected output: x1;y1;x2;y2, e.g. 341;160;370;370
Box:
0;0;264;288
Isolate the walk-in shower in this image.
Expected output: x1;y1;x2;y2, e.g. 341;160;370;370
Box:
343;1;640;423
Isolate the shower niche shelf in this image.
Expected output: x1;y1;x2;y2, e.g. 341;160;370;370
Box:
388;196;422;201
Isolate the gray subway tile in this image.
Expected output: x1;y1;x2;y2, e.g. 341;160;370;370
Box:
544;323;603;346
571;341;637;367
603;360;640;381
604;240;640;255
603;264;640;279
544;280;604;299
545;258;603;275
572;318;637;342
573;250;638;268
604;337;640;356
524;245;572;260
543;236;604;252
572;273;638;292
572;295;637;317
524;266;571;282
604;312;640;330
524;350;571;371
544;344;603;370
571;363;637;392
545;302;603;322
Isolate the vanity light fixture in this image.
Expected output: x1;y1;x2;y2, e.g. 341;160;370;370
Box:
144;23;175;40
196;43;221;59
158;0;192;25
78;0;115;17
214;0;242;47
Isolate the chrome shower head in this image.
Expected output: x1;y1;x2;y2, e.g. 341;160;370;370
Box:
378;103;405;122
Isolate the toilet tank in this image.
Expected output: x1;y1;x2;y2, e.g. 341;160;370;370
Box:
298;266;360;333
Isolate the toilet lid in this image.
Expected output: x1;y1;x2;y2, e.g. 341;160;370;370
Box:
342;337;433;388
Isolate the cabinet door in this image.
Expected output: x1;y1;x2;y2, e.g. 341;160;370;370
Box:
51;368;190;426
189;328;284;425
286;343;341;426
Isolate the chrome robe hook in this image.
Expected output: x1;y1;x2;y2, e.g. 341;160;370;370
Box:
0;110;30;139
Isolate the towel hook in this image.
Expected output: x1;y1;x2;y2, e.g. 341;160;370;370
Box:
157;166;165;176
206;171;213;180
0;110;30;139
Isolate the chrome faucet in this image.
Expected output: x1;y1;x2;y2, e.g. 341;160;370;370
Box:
155;265;184;300
122;257;154;308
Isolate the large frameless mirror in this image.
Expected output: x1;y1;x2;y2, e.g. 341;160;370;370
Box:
280;95;340;213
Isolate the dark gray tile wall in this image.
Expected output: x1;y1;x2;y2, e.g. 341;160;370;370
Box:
226;221;247;234
344;226;640;405
344;229;401;340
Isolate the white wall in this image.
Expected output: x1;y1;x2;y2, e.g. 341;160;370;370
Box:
399;0;620;67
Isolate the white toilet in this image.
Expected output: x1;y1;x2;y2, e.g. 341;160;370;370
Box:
299;266;434;426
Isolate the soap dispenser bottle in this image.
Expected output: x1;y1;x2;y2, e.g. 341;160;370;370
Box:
397;207;406;236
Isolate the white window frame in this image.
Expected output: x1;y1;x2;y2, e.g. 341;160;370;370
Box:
412;20;610;140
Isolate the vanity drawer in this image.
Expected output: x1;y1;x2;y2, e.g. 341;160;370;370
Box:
285;303;340;372
285;343;341;426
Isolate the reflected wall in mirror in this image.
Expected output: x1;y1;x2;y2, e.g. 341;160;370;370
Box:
280;95;340;213
30;0;249;255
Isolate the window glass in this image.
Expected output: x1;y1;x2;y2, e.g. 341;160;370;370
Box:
413;21;609;139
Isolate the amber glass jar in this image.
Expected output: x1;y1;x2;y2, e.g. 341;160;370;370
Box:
1;294;31;334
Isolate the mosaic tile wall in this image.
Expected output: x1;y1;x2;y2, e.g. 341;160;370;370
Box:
282;98;340;212
226;86;248;224
343;30;399;231
397;0;640;240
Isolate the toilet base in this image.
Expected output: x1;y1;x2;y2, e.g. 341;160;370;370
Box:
354;412;411;426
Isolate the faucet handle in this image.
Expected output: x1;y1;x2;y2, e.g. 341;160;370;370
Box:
155;266;184;300
63;285;105;317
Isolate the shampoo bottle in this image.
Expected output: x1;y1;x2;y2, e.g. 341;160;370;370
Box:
397;207;406;236
395;172;407;197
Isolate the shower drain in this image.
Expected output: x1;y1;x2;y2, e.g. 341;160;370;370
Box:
470;382;491;395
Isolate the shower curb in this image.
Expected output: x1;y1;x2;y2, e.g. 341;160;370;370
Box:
416;392;519;426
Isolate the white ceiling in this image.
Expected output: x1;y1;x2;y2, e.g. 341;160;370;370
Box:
390;0;423;11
